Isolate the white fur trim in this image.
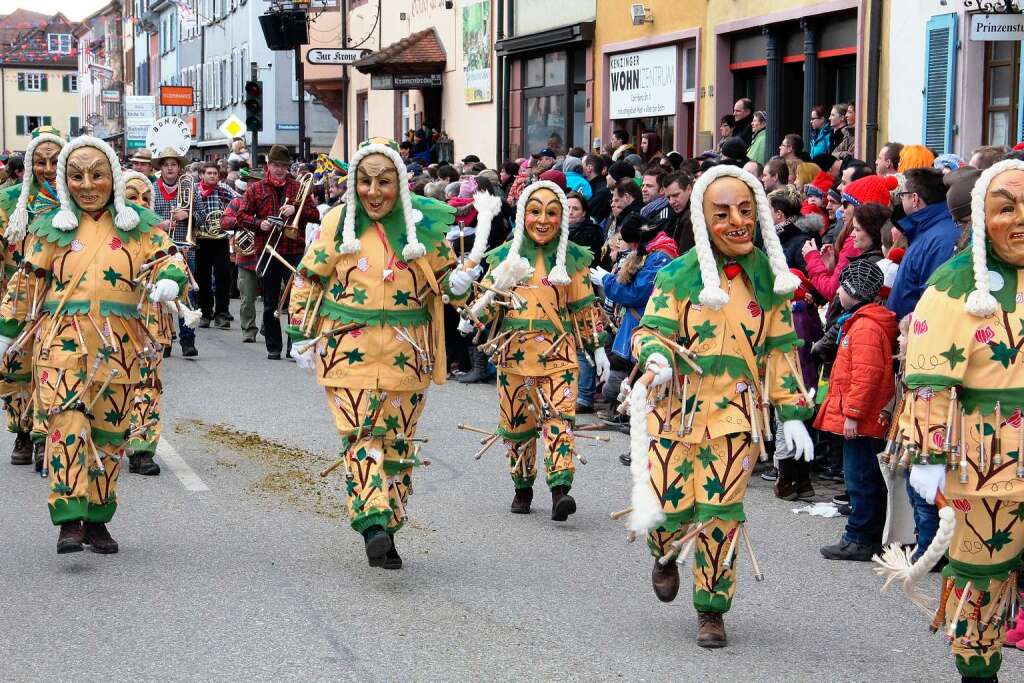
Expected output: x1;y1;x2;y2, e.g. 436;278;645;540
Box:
626;380;665;533
467;191;502;264
5;132;64;242
340;143;424;259
122;171;155;210
689;164;798;310
965;159;1024;317
52;136;138;231
505;180;571;285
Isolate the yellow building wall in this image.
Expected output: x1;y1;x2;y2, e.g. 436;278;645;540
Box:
0;68;78;152
592;0;705;145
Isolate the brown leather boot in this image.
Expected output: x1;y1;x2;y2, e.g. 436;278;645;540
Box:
510;488;533;514
57;521;84;554
82;522;119;554
10;432;32;465
550;485;576;521
696;611;727;648
651;559;679;602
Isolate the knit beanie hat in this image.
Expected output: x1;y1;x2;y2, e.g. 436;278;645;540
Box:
458;176;479;199
608;161;636;183
839;258;884;303
539;169;568;192
944;167;982;223
688;164;800;310
805;171;834;199
897;144;936;173
623;153;644;168
934;153;965;173
562;156;584;174
720;136;748;162
842;174;899;208
964;158;1024;316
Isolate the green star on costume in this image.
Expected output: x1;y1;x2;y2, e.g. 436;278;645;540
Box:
102;266;120;287
693;320;717;342
392;352;410;370
940;343;966;371
342;349;365;365
351;288;368;305
392;290;411;306
313;247;328;264
651;293;669;311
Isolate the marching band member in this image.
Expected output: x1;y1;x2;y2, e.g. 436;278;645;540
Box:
0;125;63;468
458;180;604;521
287;138;470;569
876;159;1024;683
194;161;235;329
224;145;317;357
627;165;814;648
0;137;188;554
151;146;204;358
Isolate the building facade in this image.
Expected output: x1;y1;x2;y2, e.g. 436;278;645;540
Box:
76;2;125;150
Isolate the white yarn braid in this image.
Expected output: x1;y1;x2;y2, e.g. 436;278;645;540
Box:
52;136;138;231
964;159;1024;316
627;380;666;534
5;132;64;242
873;506;956;615
339;143;425;260
466;191;503;265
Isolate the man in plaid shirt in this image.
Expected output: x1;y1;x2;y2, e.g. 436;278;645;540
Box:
222;145;318;358
152;147;205;357
195;161;236;329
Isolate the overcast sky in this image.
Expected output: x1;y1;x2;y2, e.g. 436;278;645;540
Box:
0;0;110;21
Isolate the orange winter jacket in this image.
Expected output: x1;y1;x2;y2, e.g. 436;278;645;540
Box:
813;303;897;439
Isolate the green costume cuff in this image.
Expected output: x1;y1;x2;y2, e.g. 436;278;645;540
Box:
512;474;537;489
0;317;23;338
639;316;679;336
546;469;573;490
693;587;732;614
759;332;803;355
776;404;814;422
638;342;673;371
92;427;127;448
321;298;430;327
285;325;308;343
695;501;745;523
652;507;696;536
568;294;595;313
956;653;1001;678
942;554;1022;591
85;500;117;523
961;386;1024;416
349;509;392;534
496;426;538;442
49;496;88;525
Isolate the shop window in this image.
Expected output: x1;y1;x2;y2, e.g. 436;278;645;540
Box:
526;58;545;88
983;40;1020;148
521;48;588;156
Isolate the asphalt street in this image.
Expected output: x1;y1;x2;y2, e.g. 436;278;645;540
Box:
0;304;984;681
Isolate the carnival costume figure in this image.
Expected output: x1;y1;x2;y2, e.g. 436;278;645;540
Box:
626;165;815;648
875;159;1024;683
0;137;189;555
0;125;62;469
287;138;472;569
457;180;605;521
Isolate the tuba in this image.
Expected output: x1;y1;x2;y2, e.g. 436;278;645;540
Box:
198;209;227;239
177;174;196;246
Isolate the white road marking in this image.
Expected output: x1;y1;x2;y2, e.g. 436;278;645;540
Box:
156;437;209;492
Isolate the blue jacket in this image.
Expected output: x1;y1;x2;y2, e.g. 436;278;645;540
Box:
601;250;674;361
808;126;833;159
565;171;593;199
887;201;960;320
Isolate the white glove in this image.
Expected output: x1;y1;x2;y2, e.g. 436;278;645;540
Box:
594;347;610;384
782;420;815;462
290;338;318;371
0;333;12;359
457;317;475;336
616;379;632;404
644;352;673;387
909;464;947;505
590;266;610;287
448;266;481;296
149;279;180;303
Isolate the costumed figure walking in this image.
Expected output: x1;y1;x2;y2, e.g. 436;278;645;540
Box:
287;138;472;569
625;165;815;647
874;159;1024;683
0;137;189;554
456;180;606;521
0;125;63;469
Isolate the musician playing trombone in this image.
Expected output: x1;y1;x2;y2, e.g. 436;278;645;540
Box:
152;146;205;358
223;145;317;359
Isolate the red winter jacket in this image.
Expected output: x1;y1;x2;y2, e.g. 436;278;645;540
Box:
813;303;898;439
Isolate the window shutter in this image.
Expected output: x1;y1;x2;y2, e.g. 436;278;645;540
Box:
40;73;48;91
15;116;24;135
70;116;79;135
43;116;51;126
922;13;957;155
17;73;23;91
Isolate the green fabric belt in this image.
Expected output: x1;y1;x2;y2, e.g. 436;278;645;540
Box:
40;299;141;319
320;298;429;327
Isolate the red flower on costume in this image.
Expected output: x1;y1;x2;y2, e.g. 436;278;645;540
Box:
49;430;61;444
913;319;928;335
1007;409;1023;428
952;498;972;513
746;300;762;317
395;261;408;271
109;236;122;251
975;326;995;344
932;430;944;449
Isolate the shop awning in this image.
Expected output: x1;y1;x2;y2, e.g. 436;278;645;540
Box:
352;27;446;76
494;22;594;57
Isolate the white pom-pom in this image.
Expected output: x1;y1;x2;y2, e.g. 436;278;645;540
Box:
699;286;730;310
402;242;427;261
339;238;361;254
966;290;998;317
115;206;140;231
410;208;424;222
547;264;570;286
51;208;78;230
772;270;801;295
180;305;203;329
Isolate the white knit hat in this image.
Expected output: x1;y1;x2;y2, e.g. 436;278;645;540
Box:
338;141;425;261
51;136;138;232
491;180;572;286
689;164;800;310
4;131;65;241
964;158;1024;317
122;170;155;210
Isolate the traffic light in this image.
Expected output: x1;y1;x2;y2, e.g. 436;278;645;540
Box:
244;80;263;132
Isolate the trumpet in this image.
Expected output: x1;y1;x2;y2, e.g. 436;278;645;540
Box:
255;172;313;277
197;209;227;240
177;174;196;246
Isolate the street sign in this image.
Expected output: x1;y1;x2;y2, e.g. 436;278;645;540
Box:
101;89;120;103
306;48;367;65
88;63;114;81
218;114;247;139
370;73;442;90
970;14;1024;41
276;123;299;131
160;85;194;107
125;95;155;149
